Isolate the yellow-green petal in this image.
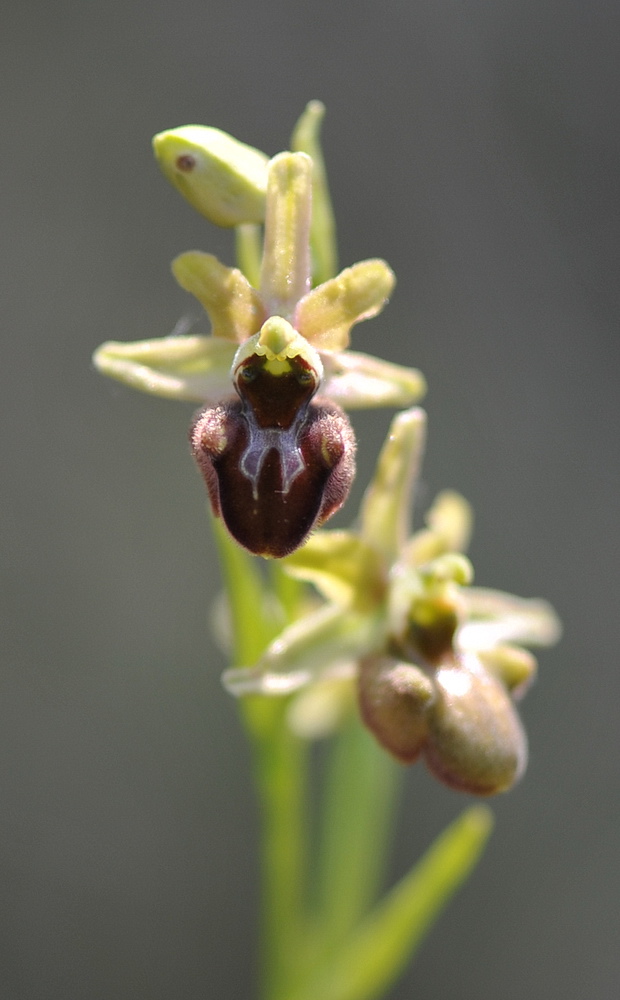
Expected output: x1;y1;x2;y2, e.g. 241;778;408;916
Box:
172;251;265;342
295;260;395;351
477;645;538;694
152;125;268;227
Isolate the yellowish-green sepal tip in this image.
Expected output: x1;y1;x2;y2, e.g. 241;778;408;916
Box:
153;125;268;227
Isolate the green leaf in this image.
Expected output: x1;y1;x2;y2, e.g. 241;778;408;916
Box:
289;806;493;1000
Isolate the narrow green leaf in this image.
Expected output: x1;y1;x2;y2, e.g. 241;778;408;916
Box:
290;806;493;1000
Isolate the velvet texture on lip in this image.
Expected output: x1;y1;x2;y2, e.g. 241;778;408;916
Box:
190;321;356;557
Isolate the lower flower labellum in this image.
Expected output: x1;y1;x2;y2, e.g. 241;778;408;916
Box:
358;651;527;795
190;322;356;558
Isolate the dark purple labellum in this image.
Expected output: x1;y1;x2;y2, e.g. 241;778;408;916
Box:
189;355;356;557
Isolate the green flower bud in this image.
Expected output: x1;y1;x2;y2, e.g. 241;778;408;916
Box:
153;125;268;227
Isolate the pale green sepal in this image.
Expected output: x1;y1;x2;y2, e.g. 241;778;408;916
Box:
260;152;313;319
321;351;426;409
288;806;493;1000
172;252;265;342
458;588;562;651
152;125;268;227
222;604;385;697
286;670;356;739
359;408;427;564
93;335;236;402
295;260;395;351
284;531;387;612
291;100;338;284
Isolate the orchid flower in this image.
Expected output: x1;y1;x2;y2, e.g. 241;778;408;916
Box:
224;408;561;794
94;104;424;556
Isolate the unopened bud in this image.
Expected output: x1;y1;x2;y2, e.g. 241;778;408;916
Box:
153;125;268;227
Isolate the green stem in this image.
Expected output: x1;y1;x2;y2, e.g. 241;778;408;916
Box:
254;712;309;1000
213;516;310;999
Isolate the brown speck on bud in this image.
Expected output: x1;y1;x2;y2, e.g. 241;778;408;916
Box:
176;154;197;172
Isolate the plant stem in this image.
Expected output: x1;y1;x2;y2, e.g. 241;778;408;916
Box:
253;711;309;1000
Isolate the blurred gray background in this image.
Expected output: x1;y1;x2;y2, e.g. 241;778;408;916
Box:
2;2;618;998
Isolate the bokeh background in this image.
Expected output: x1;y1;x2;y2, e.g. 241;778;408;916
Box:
2;2;618;997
